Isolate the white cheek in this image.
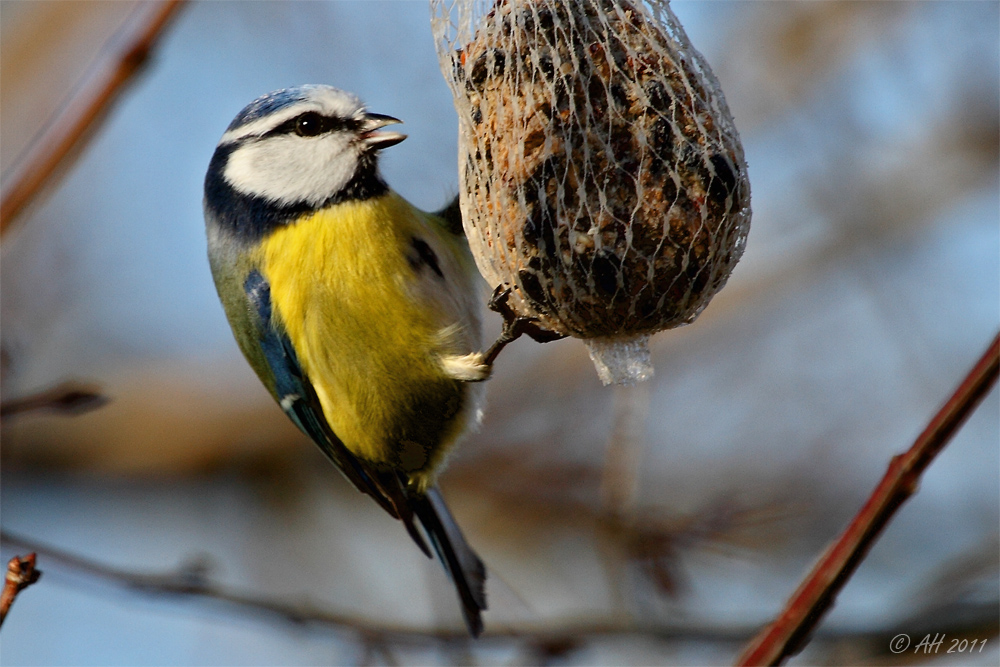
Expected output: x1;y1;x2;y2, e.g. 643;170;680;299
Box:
224;135;358;206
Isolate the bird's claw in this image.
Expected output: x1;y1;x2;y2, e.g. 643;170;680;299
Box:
482;285;565;367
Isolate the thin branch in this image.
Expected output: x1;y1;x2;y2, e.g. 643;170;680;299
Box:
0;553;42;627
0;381;108;419
736;332;1000;666
0;529;756;646
0;0;186;234
1;525;995;658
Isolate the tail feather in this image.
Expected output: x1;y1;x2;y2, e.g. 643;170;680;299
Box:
373;469;433;559
410;487;487;637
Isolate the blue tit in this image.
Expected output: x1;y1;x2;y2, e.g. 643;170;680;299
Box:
203;85;489;636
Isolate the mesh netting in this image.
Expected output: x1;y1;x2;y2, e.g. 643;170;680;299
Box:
431;0;751;384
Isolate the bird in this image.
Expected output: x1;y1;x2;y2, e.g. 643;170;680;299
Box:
203;85;491;636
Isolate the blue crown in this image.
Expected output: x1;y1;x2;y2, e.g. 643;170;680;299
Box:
226;87;312;132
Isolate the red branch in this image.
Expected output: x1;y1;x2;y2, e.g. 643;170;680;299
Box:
0;0;186;234
0;553;42;627
736;332;1000;666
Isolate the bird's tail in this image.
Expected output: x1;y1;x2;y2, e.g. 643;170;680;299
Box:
410;486;488;637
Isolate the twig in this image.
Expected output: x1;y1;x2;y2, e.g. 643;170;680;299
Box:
0;0;186;234
0;381;108;419
1;526;995;658
0;529;756;645
736;331;1000;666
0;553;42;627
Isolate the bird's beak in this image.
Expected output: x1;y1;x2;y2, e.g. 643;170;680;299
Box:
361;112;407;149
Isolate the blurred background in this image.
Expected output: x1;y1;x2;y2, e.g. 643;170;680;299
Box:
1;1;997;665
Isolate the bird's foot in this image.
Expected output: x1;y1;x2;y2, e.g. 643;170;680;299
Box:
481;285;566;368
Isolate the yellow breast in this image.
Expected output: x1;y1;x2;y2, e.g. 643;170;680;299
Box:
257;193;470;475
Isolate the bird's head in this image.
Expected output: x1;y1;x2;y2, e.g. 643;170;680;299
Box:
208;85;406;209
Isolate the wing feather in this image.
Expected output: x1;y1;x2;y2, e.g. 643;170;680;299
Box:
243;271;404;521
242;268;486;634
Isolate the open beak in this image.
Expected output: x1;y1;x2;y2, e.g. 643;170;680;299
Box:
361;112;406;149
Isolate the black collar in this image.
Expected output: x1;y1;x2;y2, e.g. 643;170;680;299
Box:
203;143;389;244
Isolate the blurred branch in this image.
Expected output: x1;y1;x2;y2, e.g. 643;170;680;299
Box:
362;641;401;667
449;446;792;589
613;501;793;598
1;528;993;661
737;332;1000;667
0;381;108;419
0;529;753;646
0;553;41;627
0;0;186;235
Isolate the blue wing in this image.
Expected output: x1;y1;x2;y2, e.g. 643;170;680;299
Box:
243;271;428;546
243;269;487;635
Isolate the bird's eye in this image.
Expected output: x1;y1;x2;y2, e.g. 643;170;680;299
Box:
294;112;325;137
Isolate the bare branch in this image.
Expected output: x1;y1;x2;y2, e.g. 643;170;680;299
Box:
0;529;755;646
0;553;42;627
736;332;1000;666
0;0;186;234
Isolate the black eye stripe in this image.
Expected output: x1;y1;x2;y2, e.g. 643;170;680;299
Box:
264;112;362;138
